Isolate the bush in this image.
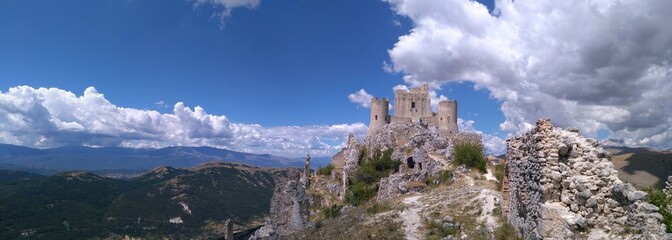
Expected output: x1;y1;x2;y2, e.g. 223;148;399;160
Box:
494;223;520;240
645;186;672;232
321;204;342;219
453;141;487;173
317;164;334;176
346;148;401;206
493;164;505;191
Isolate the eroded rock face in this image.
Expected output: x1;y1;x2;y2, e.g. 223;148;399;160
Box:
249;174;310;240
340;134;363;199
505;119;665;239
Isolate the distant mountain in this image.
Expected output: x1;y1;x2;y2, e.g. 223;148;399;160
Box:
601;138;626;147
607;146;672;188
0;162;297;239
0;144;309;175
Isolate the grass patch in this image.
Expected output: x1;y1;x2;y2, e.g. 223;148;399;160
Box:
494;223;520;240
644;186;672;232
493;164;505;191
366;202;391;215
426;170;453;186
317;164;335;176
425;218;456;240
345;148;401;206
453;141;487;173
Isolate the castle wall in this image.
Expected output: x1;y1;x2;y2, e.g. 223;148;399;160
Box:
438;100;458;136
393;85;432;122
368;97;389;135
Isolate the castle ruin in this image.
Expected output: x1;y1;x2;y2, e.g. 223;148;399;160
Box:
368;84;459;137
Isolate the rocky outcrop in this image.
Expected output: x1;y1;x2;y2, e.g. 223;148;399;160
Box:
249;175;310;240
340;134;363;199
370;122;470;201
505;119;665;239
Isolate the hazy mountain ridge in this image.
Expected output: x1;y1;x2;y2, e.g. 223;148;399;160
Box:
0;144;320;176
0;163;298;239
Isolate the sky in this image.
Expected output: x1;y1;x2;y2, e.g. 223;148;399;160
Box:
0;0;670;157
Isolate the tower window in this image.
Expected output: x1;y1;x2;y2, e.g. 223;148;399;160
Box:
375;115;378;120
440;117;443;121
411;102;416;108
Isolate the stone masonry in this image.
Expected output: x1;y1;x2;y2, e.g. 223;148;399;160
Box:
505;119;665;239
368;84;458;137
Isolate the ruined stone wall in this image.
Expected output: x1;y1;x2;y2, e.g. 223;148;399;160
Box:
393;84;432;121
505;119;665;239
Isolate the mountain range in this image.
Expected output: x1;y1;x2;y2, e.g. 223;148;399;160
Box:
0;144;329;177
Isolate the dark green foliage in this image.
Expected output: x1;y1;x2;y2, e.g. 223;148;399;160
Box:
317;164;334;176
453;142;487;173
645;186;672;232
0;163;283;239
493;164;505;191
346;182;378;206
346;148;401;206
321;204;342;219
494;223;520;240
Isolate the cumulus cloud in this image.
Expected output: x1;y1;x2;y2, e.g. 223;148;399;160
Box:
348;89;374;108
385;0;672;149
0;86;366;157
458;118;506;155
193;0;260;27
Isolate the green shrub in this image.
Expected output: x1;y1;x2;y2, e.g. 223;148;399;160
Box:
453;141;487;173
493;164;505;191
345;182;377;206
317;164;334;176
494;223;520;240
321;204;342;219
645;186;672;232
346;148;401;206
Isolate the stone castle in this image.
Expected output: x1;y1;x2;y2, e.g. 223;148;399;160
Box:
368;84;459;137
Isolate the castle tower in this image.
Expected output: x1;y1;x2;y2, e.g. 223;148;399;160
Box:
438;100;458;136
368;97;390;135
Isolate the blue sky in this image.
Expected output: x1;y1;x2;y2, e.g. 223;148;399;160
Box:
1;0;670;157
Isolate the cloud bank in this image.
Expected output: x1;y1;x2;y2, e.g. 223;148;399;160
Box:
385;0;672;149
0;86;366;157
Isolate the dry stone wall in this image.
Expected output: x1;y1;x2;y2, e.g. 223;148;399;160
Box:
505;119;665;239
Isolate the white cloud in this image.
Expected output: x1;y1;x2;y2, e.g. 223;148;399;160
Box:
193;0;260;27
348;89;374;108
458;118;506;155
0;86;366;157
385;0;672;150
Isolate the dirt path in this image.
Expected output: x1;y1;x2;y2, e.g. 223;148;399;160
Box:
401;195;423;240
